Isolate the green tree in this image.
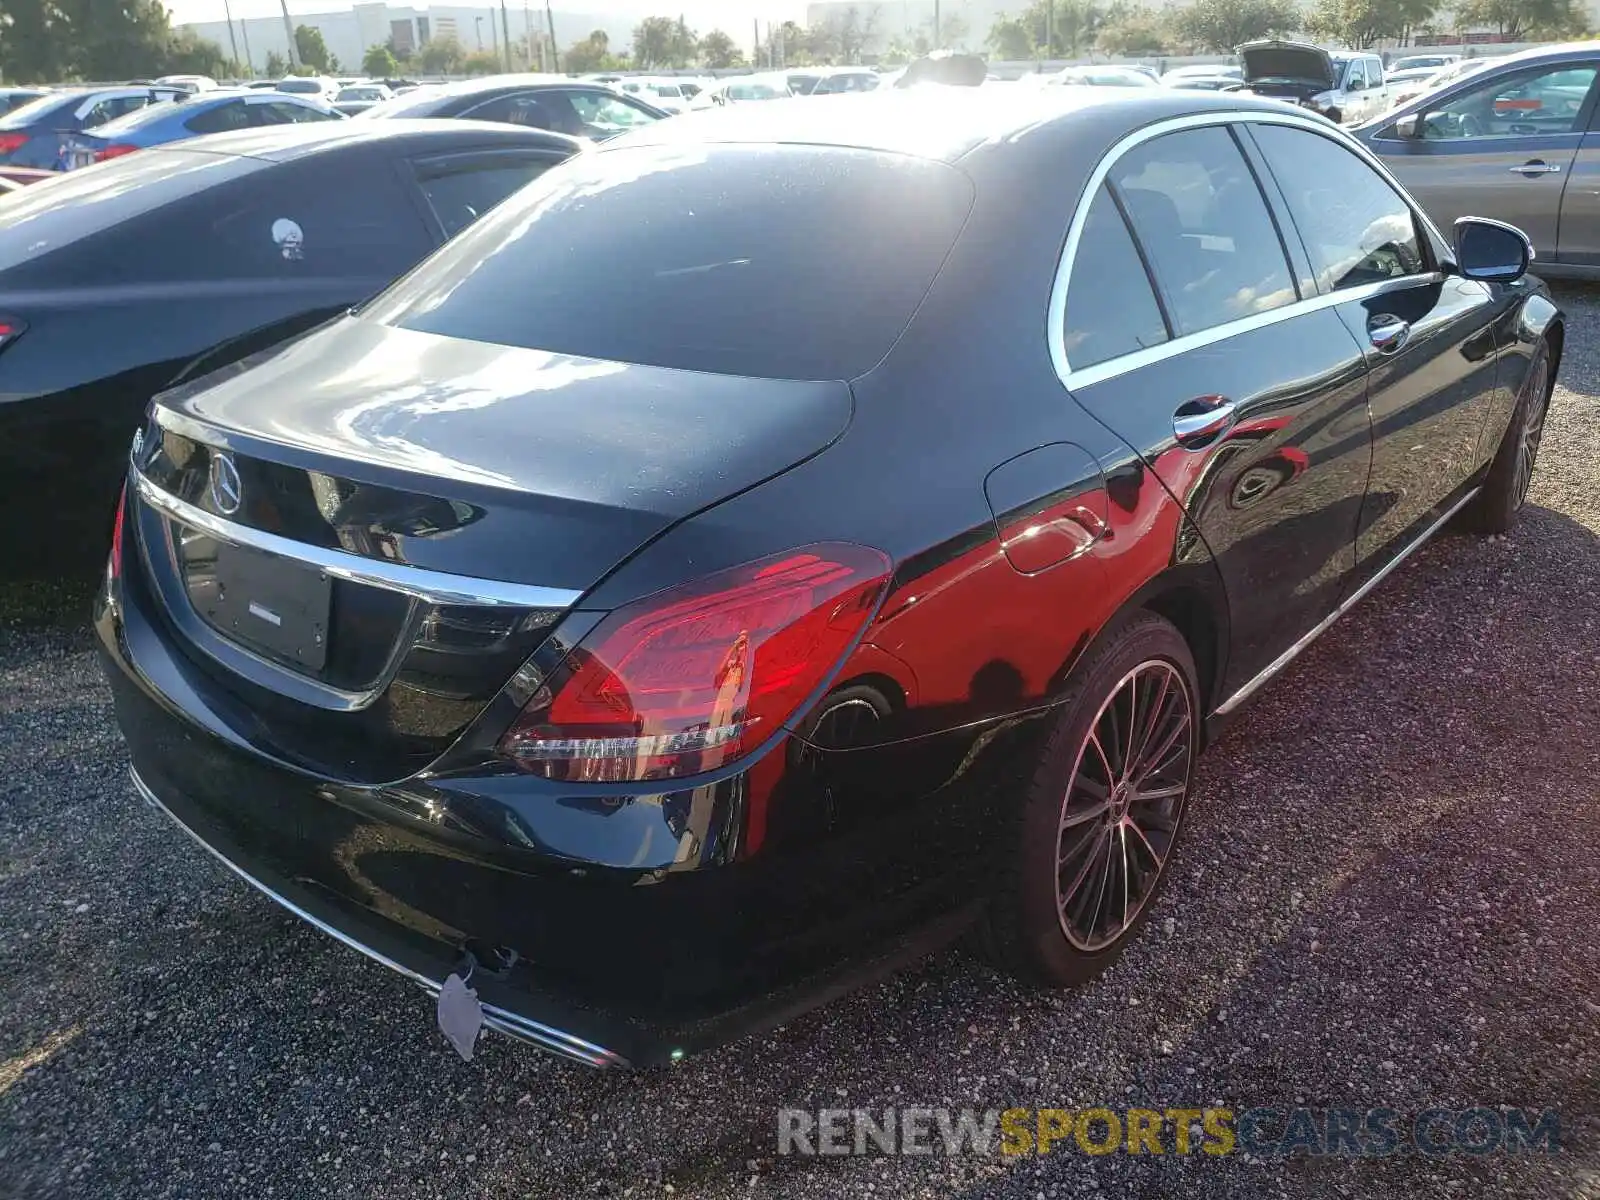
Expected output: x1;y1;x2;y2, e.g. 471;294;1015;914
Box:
564;29;617;71
1391;0;1439;44
1453;0;1586;39
264;49;287;77
1170;0;1299;51
1305;0;1395;46
418;35;464;73
163;28;231;76
986;15;1036;59
632;15;677;66
1097;4;1170;53
294;23;331;71
460;50;500;74
698;28;744;68
362;44;398;77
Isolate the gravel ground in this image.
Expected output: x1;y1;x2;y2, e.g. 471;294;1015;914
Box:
3;290;1600;1200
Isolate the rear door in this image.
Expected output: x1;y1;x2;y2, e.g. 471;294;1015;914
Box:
1059;121;1373;695
1372;58;1600;259
1555;65;1600;266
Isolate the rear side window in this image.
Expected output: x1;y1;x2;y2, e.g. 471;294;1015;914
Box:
1251;124;1425;292
410;151;561;238
373;144;974;380
1109;126;1296;337
255;101;340;124
185;100;251;134
1063;187;1168;370
0;150;267;277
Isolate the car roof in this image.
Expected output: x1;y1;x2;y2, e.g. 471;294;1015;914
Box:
140;117;583;162
406;73;594;99
1477;41;1600;70
603;87;1296;166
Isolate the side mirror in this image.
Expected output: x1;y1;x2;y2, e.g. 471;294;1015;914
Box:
1393;112;1423;138
1454;216;1532;283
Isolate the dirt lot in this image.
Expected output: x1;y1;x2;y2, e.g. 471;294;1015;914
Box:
2;288;1598;1199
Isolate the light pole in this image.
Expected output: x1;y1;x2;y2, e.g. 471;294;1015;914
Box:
501;0;513;70
279;0;300;68
475;16;484;50
220;0;241;72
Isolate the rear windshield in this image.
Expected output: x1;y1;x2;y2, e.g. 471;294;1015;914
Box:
0;149;264;273
0;92;80;129
372;143;974;380
278;79;322;94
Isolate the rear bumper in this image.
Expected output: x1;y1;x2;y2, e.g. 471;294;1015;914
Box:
98;538;1007;1066
128;766;628;1068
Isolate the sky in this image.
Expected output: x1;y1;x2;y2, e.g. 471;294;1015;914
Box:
164;0;811;35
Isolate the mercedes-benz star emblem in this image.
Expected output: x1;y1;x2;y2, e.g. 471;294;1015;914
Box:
209;452;243;516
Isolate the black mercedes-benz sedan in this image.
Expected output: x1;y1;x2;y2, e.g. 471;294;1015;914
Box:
0;119;582;578
100;87;1561;1068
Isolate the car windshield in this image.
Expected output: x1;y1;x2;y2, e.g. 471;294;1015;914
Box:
278;79;322;94
371;143;975;380
728;81;786;100
651;84;682;98
337;87;383;101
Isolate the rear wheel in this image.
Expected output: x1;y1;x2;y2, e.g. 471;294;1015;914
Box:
1469;337;1553;535
985;611;1199;987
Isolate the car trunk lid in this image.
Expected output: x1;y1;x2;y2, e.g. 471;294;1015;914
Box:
129;317;854;782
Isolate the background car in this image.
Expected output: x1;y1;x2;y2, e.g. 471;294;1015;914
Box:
1390;52;1459;74
0;85;185;169
277;75;340;102
65;90;344;169
332;82;394;116
1356;41;1600;273
156;74;220;94
613;76;692;112
806;68;884;94
1389;54;1502;109
1164;74;1242;92
355;75;665;138
1162;64;1241;85
0;118;583;577
98;87;1559;1069
0;86;51;115
689;74;792;107
1052;65;1160;88
1240;41;1388;123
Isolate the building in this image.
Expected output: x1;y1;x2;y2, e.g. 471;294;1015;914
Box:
179;3;635;75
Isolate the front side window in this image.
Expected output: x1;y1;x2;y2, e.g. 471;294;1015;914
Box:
1251;123;1426;292
256;101;340;124
411;153;559;239
1108;125;1297;338
1062;186;1169;370
1420;64;1598;138
560;90;661;136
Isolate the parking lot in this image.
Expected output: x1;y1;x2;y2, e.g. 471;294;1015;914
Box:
2;279;1598;1197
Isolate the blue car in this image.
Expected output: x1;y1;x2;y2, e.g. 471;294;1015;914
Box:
66;90;346;169
0;85;187;169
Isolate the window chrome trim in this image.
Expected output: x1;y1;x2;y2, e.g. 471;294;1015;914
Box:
1048;108;1453;392
131;468;584;611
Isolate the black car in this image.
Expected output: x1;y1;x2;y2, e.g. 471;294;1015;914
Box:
102;88;1559;1068
0;85;188;169
354;74;668;138
0;119;582;576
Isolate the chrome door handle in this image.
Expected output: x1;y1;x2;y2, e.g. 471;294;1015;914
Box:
1172;395;1238;448
1368;312;1410;354
1511;161;1561;174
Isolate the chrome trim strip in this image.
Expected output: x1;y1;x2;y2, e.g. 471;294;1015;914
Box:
131;469;583;611
130;767;630;1069
1048;109;1455;392
1215;486;1480;715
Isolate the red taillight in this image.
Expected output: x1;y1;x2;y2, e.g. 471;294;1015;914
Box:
498;544;893;782
0;316;24;353
108;483;127;580
94;143;139;162
0;133;28;155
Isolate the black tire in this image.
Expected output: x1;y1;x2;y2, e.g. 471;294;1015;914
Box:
984;610;1200;988
1468;337;1554;535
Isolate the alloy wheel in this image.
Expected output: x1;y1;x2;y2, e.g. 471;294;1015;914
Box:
1054;660;1193;952
1512;352;1552;511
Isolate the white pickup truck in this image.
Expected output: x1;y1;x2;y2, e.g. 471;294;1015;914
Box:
1238;41;1391;125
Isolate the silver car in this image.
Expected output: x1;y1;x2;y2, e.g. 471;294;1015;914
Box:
1354;41;1600;275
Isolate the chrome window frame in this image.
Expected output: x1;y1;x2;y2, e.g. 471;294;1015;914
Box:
1048;109;1453;392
